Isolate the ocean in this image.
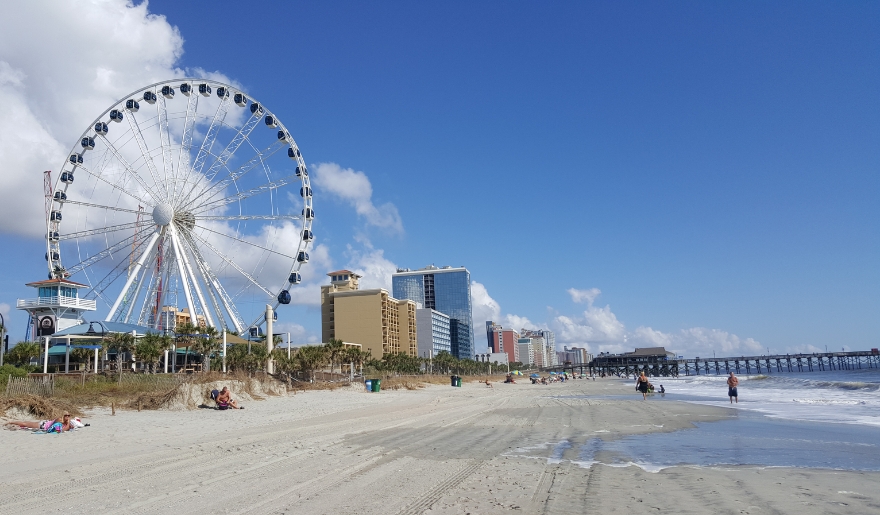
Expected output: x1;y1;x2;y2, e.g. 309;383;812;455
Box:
537;369;880;472
654;368;880;427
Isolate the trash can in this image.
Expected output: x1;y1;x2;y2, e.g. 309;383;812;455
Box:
450;375;458;387
456;376;462;387
365;379;372;391
371;379;381;392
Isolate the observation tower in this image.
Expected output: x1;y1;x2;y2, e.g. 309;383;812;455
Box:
16;278;97;340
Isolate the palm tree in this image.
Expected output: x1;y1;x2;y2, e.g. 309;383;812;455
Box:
137;333;164;373
325;338;345;375
433;351;456;375
105;332;136;384
192;326;220;372
294;345;328;381
175;322;200;371
6;341;40;368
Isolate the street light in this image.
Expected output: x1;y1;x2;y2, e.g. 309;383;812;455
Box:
0;312;5;366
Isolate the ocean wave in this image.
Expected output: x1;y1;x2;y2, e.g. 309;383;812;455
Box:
791;398;867;405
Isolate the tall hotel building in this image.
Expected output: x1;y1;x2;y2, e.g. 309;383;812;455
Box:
486;322;520;364
392;266;475;359
321;270;417;359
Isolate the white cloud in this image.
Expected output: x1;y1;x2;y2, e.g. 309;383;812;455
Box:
568;287;601;304
471;281;537;353
551;288;627;348
551;287;765;358
272;321;319;345
0;0;194;237
311;162;404;233
344;240;398;291
628;326;764;358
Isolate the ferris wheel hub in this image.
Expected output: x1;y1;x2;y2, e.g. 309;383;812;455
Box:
152;202;174;226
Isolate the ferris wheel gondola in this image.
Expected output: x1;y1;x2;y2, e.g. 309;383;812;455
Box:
45;79;313;334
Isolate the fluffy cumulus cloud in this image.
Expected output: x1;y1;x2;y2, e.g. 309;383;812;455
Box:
567;287;601;304
552;287;764;358
343;239;398;291
311;163;404;234
0;0;208;237
471;281;537;352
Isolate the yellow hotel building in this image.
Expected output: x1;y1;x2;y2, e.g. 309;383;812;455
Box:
321;270;417;359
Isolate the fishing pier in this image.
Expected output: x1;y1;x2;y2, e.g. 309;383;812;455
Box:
550;348;880;378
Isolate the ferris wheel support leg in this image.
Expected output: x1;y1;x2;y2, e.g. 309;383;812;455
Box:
169;226;198;328
174;231;215;328
106;229;163;322
266;304;274;375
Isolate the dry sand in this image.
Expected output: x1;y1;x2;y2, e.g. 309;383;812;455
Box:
1;378;877;514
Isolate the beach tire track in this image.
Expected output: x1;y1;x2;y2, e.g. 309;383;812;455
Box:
226;448;385;514
395;459;481;515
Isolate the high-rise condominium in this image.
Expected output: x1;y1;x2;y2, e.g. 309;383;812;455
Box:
392;266;474;359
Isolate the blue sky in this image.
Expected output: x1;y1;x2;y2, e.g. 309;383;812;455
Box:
0;1;877;357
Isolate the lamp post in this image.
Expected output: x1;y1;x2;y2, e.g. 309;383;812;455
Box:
0;312;5;366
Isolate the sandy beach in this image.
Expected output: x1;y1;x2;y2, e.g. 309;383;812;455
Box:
1;378;877;514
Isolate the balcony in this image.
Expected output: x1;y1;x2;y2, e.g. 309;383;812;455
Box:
16;296;97;311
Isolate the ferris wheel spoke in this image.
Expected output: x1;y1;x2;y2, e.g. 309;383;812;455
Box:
62;200;145;215
65;232;139;275
91;231;155;303
191;170;303;215
105;228;163;322
60;220;152;241
196;214;301;222
182;138;287;212
194;224;297;260
180;231;246;333
178;232;232;330
95;135;164;204
187;231;276;298
184;95;232;200
156;94;175;200
126;110;169;200
75;162;154;208
203;108;263;183
171;85;200;206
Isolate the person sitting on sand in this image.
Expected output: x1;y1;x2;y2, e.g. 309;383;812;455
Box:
484;379;493;388
216;387;243;410
6;412;74;433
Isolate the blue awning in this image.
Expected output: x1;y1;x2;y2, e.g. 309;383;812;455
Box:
52;321;161;337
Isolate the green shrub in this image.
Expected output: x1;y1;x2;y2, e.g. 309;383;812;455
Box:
0;364;30;390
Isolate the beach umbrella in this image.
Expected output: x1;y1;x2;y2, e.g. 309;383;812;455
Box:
530;373;539;378
549;371;557;374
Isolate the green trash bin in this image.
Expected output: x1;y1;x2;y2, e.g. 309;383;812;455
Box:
371;378;381;392
456;377;462;387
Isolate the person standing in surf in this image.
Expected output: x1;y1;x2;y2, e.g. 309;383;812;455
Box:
727;372;739;403
636;371;650;400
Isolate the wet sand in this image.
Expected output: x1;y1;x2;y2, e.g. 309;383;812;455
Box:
1;378;877;514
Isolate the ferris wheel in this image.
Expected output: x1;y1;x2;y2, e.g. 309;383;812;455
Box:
45;78;314;334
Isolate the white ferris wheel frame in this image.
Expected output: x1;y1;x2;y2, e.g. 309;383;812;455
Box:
45;78;314;334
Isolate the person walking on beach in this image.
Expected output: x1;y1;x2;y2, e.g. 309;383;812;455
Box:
727;372;739;403
636;371;650;400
